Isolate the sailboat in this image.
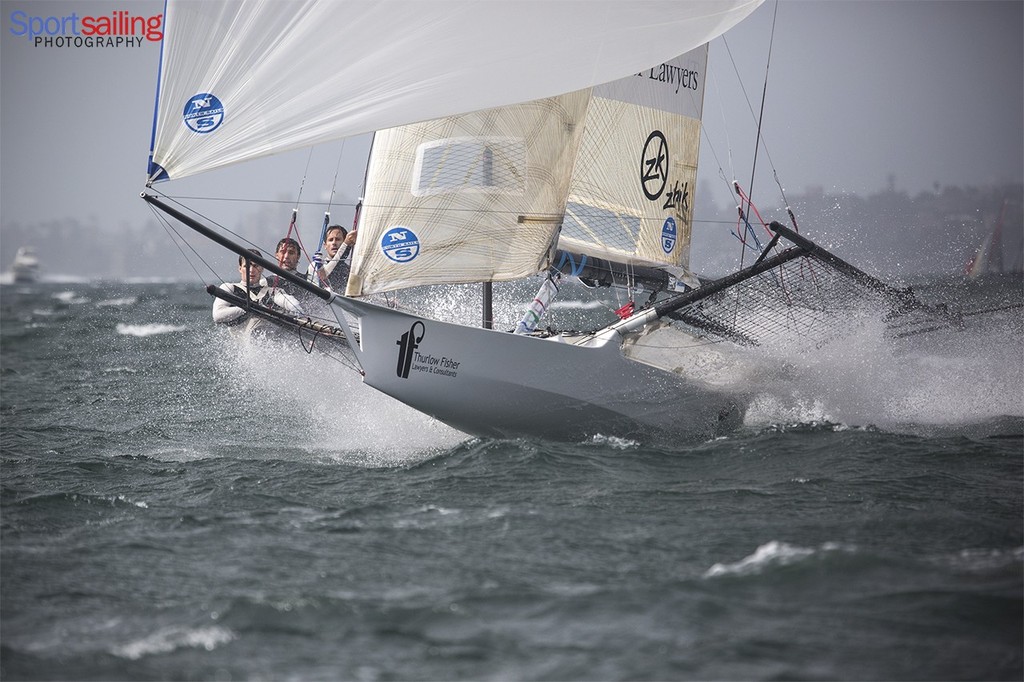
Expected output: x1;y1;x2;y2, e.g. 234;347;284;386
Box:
10;247;39;284
142;0;958;443
966;199;1024;278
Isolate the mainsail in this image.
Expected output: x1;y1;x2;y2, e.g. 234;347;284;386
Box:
146;0;762;184
346;46;708;297
562;48;706;273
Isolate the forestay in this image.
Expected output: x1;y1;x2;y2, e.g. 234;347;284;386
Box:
146;0;761;183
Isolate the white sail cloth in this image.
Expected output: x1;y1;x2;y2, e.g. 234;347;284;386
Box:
346;46;708;295
147;0;762;183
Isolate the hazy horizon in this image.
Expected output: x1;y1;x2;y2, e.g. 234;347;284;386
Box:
2;0;1021;275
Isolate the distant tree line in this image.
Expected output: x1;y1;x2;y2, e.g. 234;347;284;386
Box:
2;183;1021;282
692;182;1023;278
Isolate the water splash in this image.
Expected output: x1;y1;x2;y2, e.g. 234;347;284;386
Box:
212;332;467;465
745;296;1023;434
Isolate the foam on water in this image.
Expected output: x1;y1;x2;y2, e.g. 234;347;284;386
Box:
112;626;236;660
704;540;852;578
52;290;88;304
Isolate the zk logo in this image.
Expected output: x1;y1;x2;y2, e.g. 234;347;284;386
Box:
396;321;425;379
183;93;224;134
640;130;669;201
381;226;420;264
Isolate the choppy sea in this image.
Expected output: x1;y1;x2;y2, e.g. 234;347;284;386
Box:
1;275;1022;681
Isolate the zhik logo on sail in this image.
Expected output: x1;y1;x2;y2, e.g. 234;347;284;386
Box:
396;321;425;379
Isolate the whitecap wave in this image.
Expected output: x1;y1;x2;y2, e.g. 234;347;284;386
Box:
52;291;88;304
116;323;187;337
97;297;138;307
704;540;850;578
112;625;235;660
587;433;640;449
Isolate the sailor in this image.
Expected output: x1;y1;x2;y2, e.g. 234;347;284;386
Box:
268;237;304;298
212;249;303;335
274;237;301;274
308;224;356;292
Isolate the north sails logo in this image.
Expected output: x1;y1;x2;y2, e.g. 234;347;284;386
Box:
640;130;668;201
661;217;677;254
183;92;224;134
381;226;420;264
396;321;425;379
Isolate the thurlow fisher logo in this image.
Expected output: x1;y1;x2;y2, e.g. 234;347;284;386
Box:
395;321;462;380
183;94;225;134
7;9;163;48
396;321;425;379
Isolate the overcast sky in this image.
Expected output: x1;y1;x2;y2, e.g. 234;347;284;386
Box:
1;0;1022;239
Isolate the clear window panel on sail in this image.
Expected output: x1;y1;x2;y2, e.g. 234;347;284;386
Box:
411;138;526;197
562;201;642;255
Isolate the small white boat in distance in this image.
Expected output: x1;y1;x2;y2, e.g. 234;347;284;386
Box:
11;247;39;283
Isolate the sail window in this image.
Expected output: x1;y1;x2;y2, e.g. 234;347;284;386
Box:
411;137;526;197
562;201;642;254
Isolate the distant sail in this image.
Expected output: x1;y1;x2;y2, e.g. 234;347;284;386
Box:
966;198;1023;277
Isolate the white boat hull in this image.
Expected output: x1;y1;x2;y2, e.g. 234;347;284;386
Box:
11;248;39;283
330;297;749;443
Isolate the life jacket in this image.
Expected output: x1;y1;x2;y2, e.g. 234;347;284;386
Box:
222;283;275;327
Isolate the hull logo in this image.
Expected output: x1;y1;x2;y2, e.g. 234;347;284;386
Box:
396;321;425;378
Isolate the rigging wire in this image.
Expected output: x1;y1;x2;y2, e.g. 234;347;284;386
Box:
148;202;219;286
292;147;315;212
149;192;365;375
324;139;347;217
746;0;780;206
717;1;795;253
707;0;784;331
703;68;741;208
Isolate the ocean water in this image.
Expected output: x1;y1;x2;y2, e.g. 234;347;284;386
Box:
1;276;1021;681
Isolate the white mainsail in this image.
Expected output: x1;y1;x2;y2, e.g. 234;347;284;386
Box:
562;47;708;272
345;46;708;296
146;0;762;183
346;91;592;295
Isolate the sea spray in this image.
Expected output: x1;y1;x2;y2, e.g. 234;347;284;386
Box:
744;289;1023;434
212;331;466;466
